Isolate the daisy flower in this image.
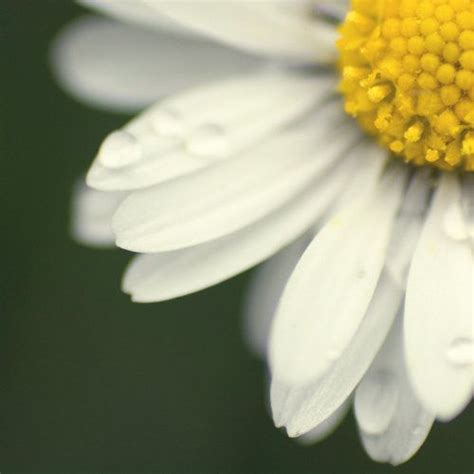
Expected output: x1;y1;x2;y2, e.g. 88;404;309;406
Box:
53;0;473;465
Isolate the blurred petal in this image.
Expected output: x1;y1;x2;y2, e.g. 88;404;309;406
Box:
144;1;338;62
51;16;260;112
71;180;126;247
269;163;408;387
356;315;434;466
405;174;474;421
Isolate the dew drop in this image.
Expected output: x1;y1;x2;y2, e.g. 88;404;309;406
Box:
446;337;474;367
97;130;142;169
187;124;230;159
355;370;399;435
443;202;468;241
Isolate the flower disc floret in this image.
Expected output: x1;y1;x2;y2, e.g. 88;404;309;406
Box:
338;0;474;171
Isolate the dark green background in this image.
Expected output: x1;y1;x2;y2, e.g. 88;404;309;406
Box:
1;2;472;473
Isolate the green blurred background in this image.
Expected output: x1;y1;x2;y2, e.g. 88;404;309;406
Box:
1;2;472;473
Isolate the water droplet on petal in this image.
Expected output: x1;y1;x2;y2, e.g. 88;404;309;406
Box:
443;202;468;241
355;370;399;435
446;337;474;367
98;131;142;169
187;124;229;159
151;108;184;137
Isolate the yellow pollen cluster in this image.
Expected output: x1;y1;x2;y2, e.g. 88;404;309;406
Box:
338;0;474;171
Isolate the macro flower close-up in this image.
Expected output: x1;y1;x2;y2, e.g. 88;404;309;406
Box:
2;0;473;472
53;0;474;466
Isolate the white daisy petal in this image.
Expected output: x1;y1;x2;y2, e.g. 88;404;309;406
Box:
405;174;474;421
112;103;357;253
87;72;336;191
272;272;402;436
71;180;127;248
270;171;431;437
269;162;408;387
51;16;260;112
243;237;308;358
122;150;358;303
143;0;337;62
297;398;351;446
356;315;434;466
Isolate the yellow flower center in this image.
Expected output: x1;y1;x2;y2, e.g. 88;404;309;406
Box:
338;0;474;171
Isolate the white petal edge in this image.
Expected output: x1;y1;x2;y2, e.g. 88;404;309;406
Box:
297;398;351;446
405;174;474;421
51;15;260;112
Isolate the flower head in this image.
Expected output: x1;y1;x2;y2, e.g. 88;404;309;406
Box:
53;0;473;466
